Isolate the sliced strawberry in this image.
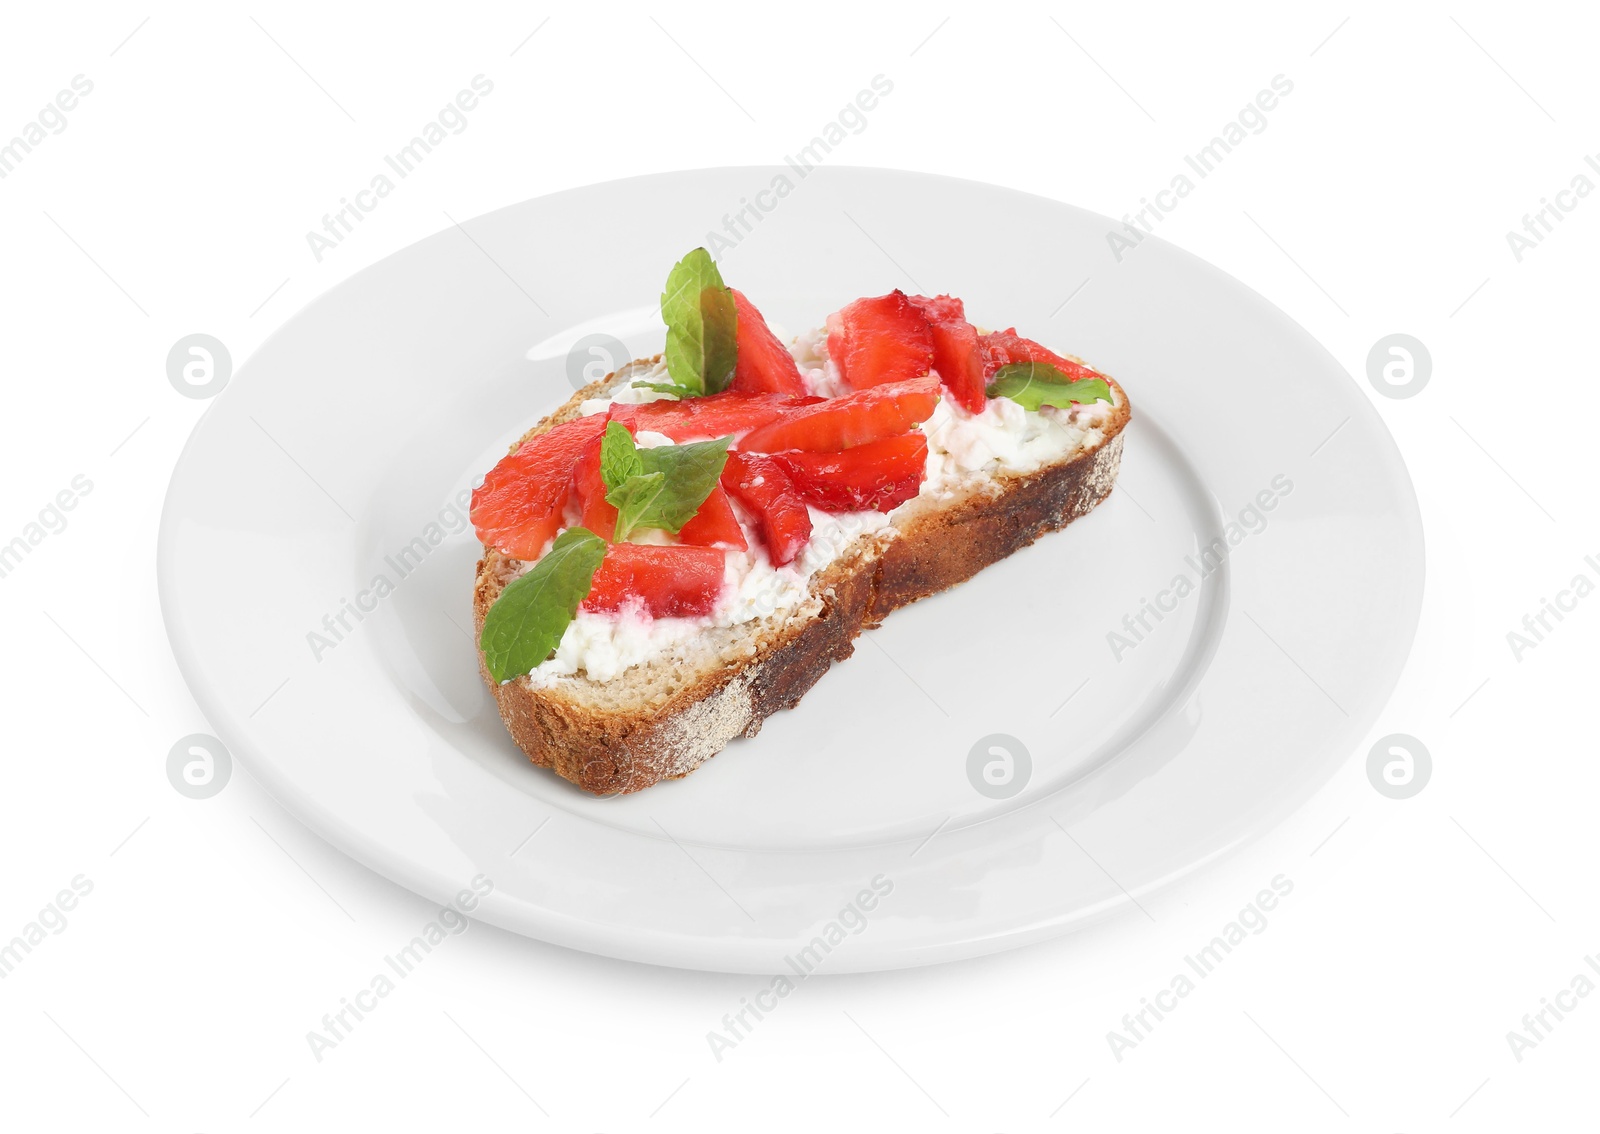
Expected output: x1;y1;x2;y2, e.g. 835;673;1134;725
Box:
676;483;747;550
737;374;941;454
926;318;986;414
907;295;987;415
907;293;965;323
771;433;928;513
570;430;619;541
581;543;726;618
730;289;807;396
825;291;935;389
979;329;1104;383
721;452;812;566
609;390;819;442
472;415;608;560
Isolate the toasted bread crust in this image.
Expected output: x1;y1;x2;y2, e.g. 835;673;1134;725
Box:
473;358;1130;794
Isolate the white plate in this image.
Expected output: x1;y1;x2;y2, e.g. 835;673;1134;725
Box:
158;168;1422;972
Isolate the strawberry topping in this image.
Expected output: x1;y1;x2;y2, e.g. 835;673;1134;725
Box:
472;414;609;560
826;291;935;389
771;433;929;513
570;429;620;541
676;483;748;550
907;293;965;323
736;374;941;454
480;292;1097;609
581;543;726;618
730;289;807;396
609;390;818;442
907;294;987;415
721;452;812;566
979;329;1104;383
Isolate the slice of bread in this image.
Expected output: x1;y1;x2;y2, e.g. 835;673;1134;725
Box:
473;356;1131;794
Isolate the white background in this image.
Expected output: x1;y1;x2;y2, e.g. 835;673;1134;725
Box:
2;1;1596;1130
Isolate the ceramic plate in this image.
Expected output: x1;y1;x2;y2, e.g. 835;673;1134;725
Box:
158;167;1423;972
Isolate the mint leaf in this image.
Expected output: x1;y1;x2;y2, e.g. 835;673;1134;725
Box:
660;247;738;396
607;470;667;542
596;415;734;541
603;435;733;541
986;362;1112;411
480;526;608;682
630;380;697;399
599;421;643;490
636;437;731;532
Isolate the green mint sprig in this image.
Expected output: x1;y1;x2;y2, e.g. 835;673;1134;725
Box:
480;526;608;682
635;247;738;398
600;421;730;542
986;362;1112;411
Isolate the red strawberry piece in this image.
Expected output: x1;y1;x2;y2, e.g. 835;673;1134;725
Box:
609;390;819;442
979;329;1103;383
570;430;620;541
736;374;941;454
907;293;965;322
770;433;929;513
927;318;987;415
675;483;748;551
908;294;986;415
825;291;935;389
581;543;727;619
720;452;812;566
472;414;608;560
729;289;807;396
